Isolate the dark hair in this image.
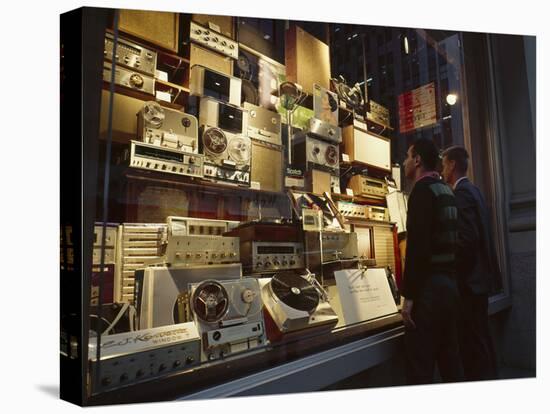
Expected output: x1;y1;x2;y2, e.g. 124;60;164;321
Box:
442;146;469;175
411;138;439;171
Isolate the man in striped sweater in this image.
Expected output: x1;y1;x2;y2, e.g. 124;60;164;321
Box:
401;138;463;384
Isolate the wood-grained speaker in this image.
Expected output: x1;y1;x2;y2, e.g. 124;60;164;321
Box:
190;44;233;76
251;141;283;192
285;25;331;96
99;90;143;142
118;9;179;52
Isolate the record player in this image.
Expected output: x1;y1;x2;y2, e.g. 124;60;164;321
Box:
189;278;267;361
259;271;338;340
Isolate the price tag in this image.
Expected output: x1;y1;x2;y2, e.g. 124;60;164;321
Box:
346;188;354;197
156;91;171;103
342;153;350;162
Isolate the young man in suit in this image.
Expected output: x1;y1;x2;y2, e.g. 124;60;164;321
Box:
401;138;463;384
441;146;499;381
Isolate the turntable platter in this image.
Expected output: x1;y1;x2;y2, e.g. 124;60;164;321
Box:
270;271;319;313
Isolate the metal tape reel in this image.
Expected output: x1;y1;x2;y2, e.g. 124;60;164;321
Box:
230;279;262;318
203;127;228;156
227;136;251;165
191;280;229;324
142;101;165;129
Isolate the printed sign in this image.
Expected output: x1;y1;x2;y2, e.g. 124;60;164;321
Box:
398;82;437;133
334;268;398;324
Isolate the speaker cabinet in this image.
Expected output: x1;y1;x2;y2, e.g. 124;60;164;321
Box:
306;169;331;195
190;43;233;76
251;140;283;192
285;25;331;96
118;9;179;52
99;90;143;142
341;125;391;172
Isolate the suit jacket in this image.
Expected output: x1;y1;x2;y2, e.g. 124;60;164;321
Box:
454;178;500;295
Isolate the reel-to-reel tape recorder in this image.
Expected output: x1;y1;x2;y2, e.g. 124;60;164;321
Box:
189;278;266;361
138;101;199;153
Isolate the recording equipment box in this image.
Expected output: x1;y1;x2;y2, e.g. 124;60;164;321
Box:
190;65;241;106
135;263;242;329
104;32;157;77
244;102;282;147
189;278;266;361
342;121;391;172
337;201;390;222
90;264;115;306
330;76;364;112
320;232;359;261
201;127;251;185
302;209;323;232
313;84;339;127
164;234;240;267
88;322;200;394
189;43;233;76
293;134;339;174
103;61;155;95
348;175;389;199
367;100;390;127
258;271;338;338
138;101;199;153
190;20;238;60
166;216;240;237
61;224;118;266
352;222;398;275
305;117;342;144
115;223;167;304
129;140;204;178
199;97;248;135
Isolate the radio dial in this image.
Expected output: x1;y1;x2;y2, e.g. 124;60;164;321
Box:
129;73;144;88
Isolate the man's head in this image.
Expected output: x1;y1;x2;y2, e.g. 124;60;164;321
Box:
403;138;440;180
441;146;469;186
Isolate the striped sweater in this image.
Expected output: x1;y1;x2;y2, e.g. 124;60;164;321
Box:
402;176;458;300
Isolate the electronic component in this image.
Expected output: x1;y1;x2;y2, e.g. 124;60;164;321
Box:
190;20;238;60
104;32;157;76
103;61;155;95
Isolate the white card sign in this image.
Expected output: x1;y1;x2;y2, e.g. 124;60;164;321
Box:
334;268;398;325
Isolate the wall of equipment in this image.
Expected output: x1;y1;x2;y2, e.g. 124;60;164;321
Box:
64;9;411;403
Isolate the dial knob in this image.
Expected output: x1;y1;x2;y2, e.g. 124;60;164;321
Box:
173;360;181;368
186;356;195;364
120;373;128;382
181;117;191;128
242;288;255;303
129;73;144;88
195;29;202;35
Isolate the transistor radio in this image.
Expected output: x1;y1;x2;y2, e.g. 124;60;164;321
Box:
104;32;157;76
190;20;238;60
190;65;241;106
103;61;154;95
189;278;266;361
129;140;204;178
137;101;199;153
88;322;200;394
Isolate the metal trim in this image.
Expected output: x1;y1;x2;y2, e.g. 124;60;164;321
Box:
178;325;404;399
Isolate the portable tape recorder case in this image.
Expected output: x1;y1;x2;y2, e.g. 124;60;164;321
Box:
189;278;267;361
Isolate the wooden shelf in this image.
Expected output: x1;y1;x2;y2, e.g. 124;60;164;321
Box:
124;168;288;198
102;82;185;111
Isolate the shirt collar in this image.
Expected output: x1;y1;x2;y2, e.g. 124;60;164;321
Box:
453;176;468;190
414;171;440;186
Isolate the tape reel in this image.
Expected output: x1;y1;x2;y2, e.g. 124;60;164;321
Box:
230;279;262;318
227;136;251;166
142;101;165;129
191;280;230;324
203;127;228;156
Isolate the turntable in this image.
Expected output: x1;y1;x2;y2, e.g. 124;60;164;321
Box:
259;271;338;339
189;278;267;361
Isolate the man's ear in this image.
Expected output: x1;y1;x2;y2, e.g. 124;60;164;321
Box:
414;154;421;168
